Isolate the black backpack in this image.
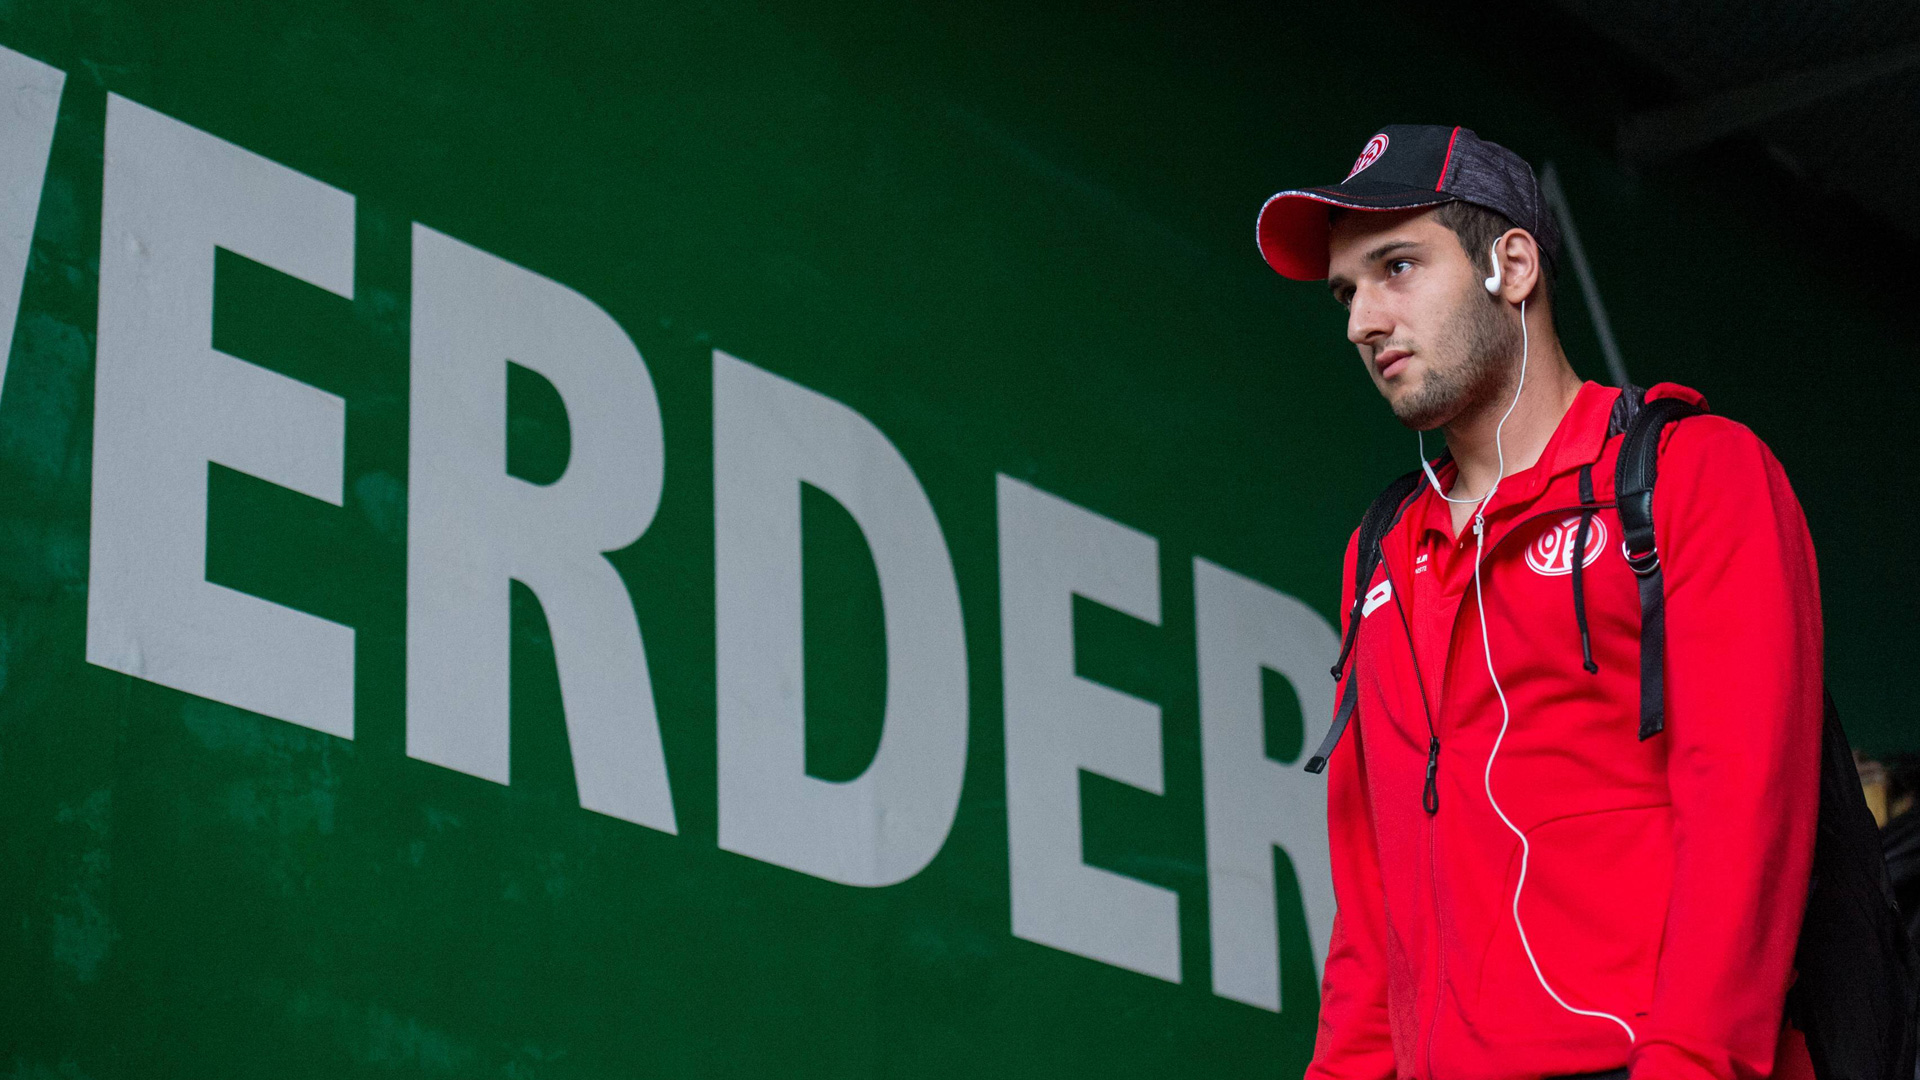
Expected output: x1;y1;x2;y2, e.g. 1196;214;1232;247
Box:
1304;387;1919;1080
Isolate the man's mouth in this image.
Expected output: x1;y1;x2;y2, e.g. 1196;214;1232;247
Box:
1375;348;1412;380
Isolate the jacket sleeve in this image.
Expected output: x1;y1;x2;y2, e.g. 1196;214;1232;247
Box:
1628;417;1823;1080
1305;530;1399;1080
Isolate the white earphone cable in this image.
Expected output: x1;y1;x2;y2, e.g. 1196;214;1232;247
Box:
1415;273;1638;1045
1472;481;1637;1043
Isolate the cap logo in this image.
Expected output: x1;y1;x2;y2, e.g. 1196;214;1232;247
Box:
1345;134;1389;180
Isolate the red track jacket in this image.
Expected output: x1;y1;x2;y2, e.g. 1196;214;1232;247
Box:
1307;382;1823;1080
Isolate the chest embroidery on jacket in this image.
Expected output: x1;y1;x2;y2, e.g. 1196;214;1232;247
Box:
1524;514;1608;577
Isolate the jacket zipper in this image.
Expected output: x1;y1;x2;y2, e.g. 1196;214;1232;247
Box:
1379;547;1447;1079
1383;550;1443;814
1382;499;1617;1079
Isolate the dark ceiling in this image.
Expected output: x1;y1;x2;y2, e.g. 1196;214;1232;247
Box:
1552;0;1920;238
1404;0;1920;277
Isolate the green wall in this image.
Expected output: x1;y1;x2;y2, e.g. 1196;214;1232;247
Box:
0;1;1908;1077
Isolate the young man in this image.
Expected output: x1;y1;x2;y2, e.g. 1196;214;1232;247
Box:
1256;126;1822;1080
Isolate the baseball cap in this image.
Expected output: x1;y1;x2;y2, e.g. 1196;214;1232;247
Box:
1256;124;1560;280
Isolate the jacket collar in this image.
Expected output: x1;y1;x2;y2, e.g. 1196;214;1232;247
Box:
1407;380;1621;542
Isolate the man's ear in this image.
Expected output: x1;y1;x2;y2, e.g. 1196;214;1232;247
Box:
1492;228;1542;303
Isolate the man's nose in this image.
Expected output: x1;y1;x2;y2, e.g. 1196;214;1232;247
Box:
1347;288;1392;347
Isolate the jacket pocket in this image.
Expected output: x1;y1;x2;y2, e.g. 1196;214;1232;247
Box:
1468;804;1674;1041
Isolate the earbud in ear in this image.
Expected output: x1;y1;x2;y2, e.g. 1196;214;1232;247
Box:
1484;239;1503;294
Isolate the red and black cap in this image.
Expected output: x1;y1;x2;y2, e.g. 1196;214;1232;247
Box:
1256;124;1560;280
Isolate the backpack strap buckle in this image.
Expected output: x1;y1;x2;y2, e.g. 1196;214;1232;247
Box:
1623;544;1660;578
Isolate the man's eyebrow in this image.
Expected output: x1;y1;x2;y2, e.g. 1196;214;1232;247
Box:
1363;239;1421;264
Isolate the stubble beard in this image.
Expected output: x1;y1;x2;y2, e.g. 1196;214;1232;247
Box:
1388;284;1522;432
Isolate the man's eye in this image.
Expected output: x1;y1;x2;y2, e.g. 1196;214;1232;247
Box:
1387;259;1413;276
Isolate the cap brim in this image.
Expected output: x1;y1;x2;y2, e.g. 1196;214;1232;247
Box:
1256;187;1452;280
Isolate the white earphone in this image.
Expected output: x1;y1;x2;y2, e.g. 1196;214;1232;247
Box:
1416;235;1638;1047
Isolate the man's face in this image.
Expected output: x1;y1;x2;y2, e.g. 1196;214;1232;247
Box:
1325;207;1518;431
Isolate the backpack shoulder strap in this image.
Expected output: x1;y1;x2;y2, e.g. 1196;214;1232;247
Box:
1613;387;1705;740
1304;463;1432;774
1608;381;1645;438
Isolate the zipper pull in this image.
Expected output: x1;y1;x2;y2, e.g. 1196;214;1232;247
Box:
1423;737;1441;815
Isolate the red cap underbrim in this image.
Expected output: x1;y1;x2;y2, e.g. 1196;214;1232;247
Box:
1256;188;1451;280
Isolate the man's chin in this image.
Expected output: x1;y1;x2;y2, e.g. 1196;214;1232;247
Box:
1386;387;1453;432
